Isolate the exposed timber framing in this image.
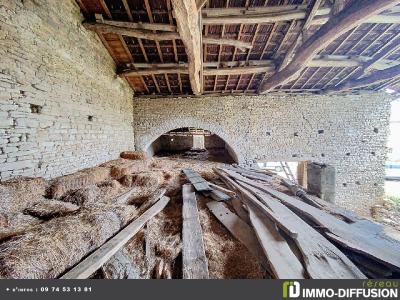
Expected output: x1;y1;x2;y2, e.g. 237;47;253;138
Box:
202;6;400;25
171;0;203;95
83;22;180;41
258;0;400;93
121;56;399;77
279;0;323;71
83;22;252;52
325;64;400;92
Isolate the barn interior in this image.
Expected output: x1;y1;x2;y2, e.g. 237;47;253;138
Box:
1;0;400;279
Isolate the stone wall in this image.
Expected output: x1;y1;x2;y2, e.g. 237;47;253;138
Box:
0;0;135;180
133;93;392;215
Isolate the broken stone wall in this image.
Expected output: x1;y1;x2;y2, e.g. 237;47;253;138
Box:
0;0;135;180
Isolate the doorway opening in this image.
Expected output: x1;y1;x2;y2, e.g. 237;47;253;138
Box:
146;127;236;163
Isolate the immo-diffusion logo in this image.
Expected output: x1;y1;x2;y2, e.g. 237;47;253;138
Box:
282;280;398;299
283;281;300;298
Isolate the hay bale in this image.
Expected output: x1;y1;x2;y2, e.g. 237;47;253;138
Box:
110;160;150;179
80;167;111;183
60;185;100;206
48;173;96;199
0;177;48;214
0;205;137;279
133;171;163;189
119;175;135;187
0;213;8;227
155;234;181;261
0;213;42;242
23;200;79;220
120;151;148;160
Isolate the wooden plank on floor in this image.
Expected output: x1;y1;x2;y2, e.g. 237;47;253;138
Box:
217;168;365;279
206;201;270;272
247;203;306;279
61;196;170;279
203;189;231;202
182;184;209;279
236;180;365;279
226;168;400;271
182;169;212;192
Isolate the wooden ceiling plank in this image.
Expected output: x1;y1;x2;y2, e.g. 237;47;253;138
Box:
258;0;400;94
327;64;400;92
229;0;250;92
167;0;179;94
152;74;161;93
98;0;112;19
122;0;134;21
171;0;202;95
203;6;400;25
322;24;381;89
119;0;149;94
144;0;164;64
76;0;89;14
279;0;322;72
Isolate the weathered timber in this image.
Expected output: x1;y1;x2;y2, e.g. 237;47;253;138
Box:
206;201;270;272
182;169;212;192
61;196;170;279
326;64;400;92
83;22;180;41
182;184;209;279
247;202;306;279
202;6;399;25
217;168;366;279
202;37;252;50
95;18;177;32
258;0;400;93
224;168;400;271
207;181;236;197
171;0;202;95
203;189;231;202
235;179;365;279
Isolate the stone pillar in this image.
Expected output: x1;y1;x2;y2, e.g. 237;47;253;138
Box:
307;162;336;203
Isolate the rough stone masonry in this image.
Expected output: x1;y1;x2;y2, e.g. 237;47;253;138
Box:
133;93;392;215
0;0;135;180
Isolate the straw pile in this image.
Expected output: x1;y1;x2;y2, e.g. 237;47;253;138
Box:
120;151;148;160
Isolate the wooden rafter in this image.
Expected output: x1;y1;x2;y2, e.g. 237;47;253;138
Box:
84;21;252;49
258;0;400;94
202;6;400;25
171;0;202;95
326;64;400;92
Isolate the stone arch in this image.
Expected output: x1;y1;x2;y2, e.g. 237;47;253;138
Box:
136;117;243;163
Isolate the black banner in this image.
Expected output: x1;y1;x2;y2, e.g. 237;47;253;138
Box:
0;279;399;300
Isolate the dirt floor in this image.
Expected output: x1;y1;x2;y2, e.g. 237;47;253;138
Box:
0;152;265;279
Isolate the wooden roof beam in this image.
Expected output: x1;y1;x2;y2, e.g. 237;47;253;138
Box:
202;6;400;25
120;65;275;77
325;64;400;92
258;0;400;94
84;21;253;50
171;0;202;95
121;56;400;75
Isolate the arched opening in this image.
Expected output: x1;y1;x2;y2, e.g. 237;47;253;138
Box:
146;127;237;163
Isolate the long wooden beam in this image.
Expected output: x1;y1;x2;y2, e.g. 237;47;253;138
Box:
83;22;179;41
97;19;177;32
326;64;400;92
202;6;400;25
121;56;400;76
258;0;400;94
171;0;202;95
84;22;253;50
61;196;170;279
